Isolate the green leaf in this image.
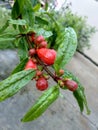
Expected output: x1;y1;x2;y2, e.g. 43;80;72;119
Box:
12;0;34;27
34;28;53;38
0;41;16;50
0;69;36;102
11;0;25;19
33;4;41;12
22;0;35;27
31;0;39;7
54;27;77;72
9;19;27;25
0;21;9;33
0;37;15;42
11;58;28;74
18;37;28;61
21;86;59;122
62;69;90;114
35;16;49;25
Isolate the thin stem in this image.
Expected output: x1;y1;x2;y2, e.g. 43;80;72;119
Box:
26;35;32;49
36;57;58;82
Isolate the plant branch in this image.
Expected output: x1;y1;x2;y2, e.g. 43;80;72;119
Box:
36;57;58;82
25;35;32;49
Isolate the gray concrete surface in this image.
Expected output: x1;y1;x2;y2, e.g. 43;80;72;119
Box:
0;52;98;130
0;50;19;80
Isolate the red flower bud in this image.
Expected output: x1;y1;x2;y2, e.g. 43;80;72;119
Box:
24;58;37;70
37;48;56;65
64;79;78;91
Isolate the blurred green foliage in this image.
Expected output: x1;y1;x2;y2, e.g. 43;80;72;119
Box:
0;7;17;49
43;0;97;51
56;9;96;51
0;0;97;51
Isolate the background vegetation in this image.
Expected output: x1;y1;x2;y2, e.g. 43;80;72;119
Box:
0;0;96;51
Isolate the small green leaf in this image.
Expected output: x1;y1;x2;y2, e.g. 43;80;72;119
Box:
9;19;27;25
11;58;28;74
0;69;36;102
54;27;77;72
35;16;49;25
33;4;41;12
62;69;90;114
18;37;28;61
0;21;9;33
34;28;53;38
21;86;59;122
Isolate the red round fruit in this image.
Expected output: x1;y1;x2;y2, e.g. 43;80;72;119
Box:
37;48;56;65
29;49;36;57
36;77;48;91
24;58;37;70
34;35;45;45
39;41;47;48
64;79;78;91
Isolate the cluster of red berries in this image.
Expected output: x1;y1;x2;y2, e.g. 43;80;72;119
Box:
25;33;56;91
24;33;78;92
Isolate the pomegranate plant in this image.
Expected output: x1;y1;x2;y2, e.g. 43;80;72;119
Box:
0;0;90;122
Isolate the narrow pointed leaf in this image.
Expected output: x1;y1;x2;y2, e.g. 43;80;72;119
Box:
9;19;27;26
0;37;15;42
35;16;49;25
11;0;25;19
0;69;36;102
11;57;28;74
18;37;28;61
21;86;59;122
0;21;9;33
22;0;35;27
54;27;77;72
62;69;90;114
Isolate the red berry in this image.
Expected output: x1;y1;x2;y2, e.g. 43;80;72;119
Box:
39;41;47;48
37;48;56;65
24;58;37;70
36;77;48;91
34;35;45;45
64;79;78;91
29;49;36;57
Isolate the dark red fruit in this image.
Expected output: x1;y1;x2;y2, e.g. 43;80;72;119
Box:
64;79;78;91
25;58;37;70
39;41;47;48
34;35;45;45
29;49;36;57
37;48;56;65
36;77;48;91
